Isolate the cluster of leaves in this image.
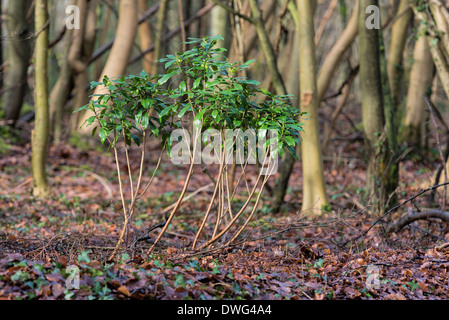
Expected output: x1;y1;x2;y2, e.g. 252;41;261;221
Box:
76;35;305;159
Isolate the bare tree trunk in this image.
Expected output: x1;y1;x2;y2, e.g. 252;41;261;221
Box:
32;0;50;198
3;0;31;123
78;0;138;135
152;0;169;74
49;28;73;144
359;0;390;215
317;0;359;104
387;0;412;108
68;0;97;133
138;0;153;73
210;4;231;51
403;25;434;147
271;30;299;212
297;0;328;214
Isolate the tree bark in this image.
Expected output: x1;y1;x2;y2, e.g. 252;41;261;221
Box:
68;0;97;133
3;0;32;123
32;0;50;198
138;0;154;74
359;0;390;215
402;25;434;147
152;0;169;74
248;0;287;96
78;0;138;134
49;28;73;144
387;0;412;108
317;0;359;104
297;0;329;214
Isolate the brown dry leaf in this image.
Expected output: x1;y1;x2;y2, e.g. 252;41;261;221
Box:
166;247;177;255
117;285;131;297
52;284;65;298
46;273;65;283
314;292;325;300
57;256;68;268
385;293;407;300
362;250;369;258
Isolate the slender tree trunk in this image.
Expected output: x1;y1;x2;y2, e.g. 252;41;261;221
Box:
3;0;31;123
402;25;434;147
248;0;298;212
78;0;138;134
271;30;299;211
49;28;73;144
379;25;399;209
138;0;153;74
68;0;97;133
152;0;169;74
387;0;412;108
95;5;111;79
228;0;276;61
248;0;286;96
359;0;390;214
210;4;231;51
32;0;50;198
297;0;328;214
317;0;359;104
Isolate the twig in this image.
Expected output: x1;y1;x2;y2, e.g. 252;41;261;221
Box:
161;183;214;214
345;181;449;245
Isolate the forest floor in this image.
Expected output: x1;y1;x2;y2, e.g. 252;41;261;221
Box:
0;121;449;300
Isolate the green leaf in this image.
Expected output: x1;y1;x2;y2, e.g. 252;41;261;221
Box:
158;71;176;85
286;145;298;159
141;112;149;130
212;110;218;119
178;105;191;118
91;126;98;138
86;116;96;126
77;250;91;263
165;59;176;69
135;110;143;126
142;98;152;109
99;128;108;144
179;81;187;93
131;134;140;146
285;136;295;147
193;77;202;89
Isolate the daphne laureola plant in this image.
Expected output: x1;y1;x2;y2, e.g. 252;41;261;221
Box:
76;35;305;259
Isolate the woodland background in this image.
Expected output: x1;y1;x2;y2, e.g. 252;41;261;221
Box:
0;0;449;300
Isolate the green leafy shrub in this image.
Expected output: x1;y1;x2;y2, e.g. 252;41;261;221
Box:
75;35;305;257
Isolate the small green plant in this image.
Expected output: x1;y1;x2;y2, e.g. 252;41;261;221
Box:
76;35;304;257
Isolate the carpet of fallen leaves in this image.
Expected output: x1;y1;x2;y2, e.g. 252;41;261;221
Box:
1;124;449;300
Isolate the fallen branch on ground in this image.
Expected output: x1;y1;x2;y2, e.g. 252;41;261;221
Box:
387;209;449;233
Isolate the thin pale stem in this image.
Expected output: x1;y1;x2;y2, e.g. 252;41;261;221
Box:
109;144;130;260
225;155;274;245
198;151;270;250
136;143;165;200
192;154;225;249
147;129;201;254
